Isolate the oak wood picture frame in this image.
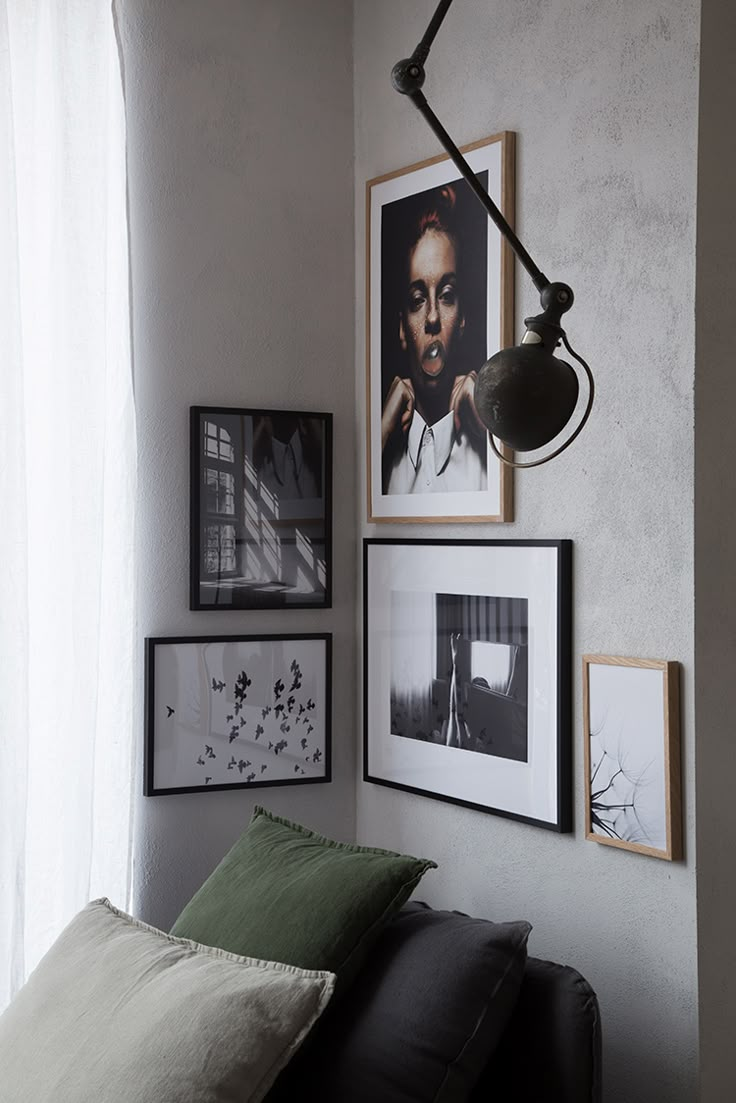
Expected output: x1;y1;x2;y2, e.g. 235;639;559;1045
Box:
366;133;515;524
583;654;682;861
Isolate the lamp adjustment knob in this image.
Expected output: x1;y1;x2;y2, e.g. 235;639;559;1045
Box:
391;57;426;95
540;282;574;315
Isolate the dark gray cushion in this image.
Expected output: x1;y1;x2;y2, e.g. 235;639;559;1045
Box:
269;900;531;1103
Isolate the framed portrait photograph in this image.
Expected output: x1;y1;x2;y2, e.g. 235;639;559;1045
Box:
366;133;515;523
583;655;682;860
144;634;331;796
190;406;332;610
363;539;572;831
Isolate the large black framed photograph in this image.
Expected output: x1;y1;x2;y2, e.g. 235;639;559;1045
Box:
366;133;515;524
190;406;332;609
363;539;572;831
144;634;331;796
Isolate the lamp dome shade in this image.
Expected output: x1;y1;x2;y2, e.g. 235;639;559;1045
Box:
474;344;580;453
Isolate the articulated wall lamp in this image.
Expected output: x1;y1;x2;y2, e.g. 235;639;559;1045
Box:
392;0;594;468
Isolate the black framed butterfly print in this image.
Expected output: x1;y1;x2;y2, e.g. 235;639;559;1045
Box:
144;635;331;795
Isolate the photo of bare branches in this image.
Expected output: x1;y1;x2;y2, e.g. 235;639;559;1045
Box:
583;655;681;861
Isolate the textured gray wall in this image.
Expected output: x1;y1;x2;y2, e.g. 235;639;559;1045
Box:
695;1;736;1097
354;2;699;1100
117;0;356;931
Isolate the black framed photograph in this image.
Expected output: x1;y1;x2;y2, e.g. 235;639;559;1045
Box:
363;539;572;831
190;406;332;609
144;634;331;796
366;133;515;523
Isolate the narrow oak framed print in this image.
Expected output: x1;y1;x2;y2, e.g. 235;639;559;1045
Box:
191;406;332;610
583;654;682;860
144;634;331;796
363;539;572;831
366;133;515;523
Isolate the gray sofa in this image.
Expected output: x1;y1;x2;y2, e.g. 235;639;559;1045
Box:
474;955;602;1102
270;900;602;1102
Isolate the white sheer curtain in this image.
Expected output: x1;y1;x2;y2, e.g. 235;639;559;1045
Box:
0;0;136;1010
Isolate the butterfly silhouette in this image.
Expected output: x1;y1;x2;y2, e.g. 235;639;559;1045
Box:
306;698;315;711
166;706;175;718
227;757;236;770
246;772;256;783
234;702;242;716
287;696;295;713
261;706;271;719
239;717;247;728
300;738;308;750
290;659;299;674
228;730;239;744
312;748;322;764
273;679;285;700
298;704;306;717
260;764;267;774
280;721;290;734
205;745;216;759
307;724;314;736
205;777;212;784
274;703;285;718
196;755;205;766
226;714;234;723
212;678;225;693
273;739;288;755
255;724;264;740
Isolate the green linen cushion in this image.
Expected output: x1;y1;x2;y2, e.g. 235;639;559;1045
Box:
0;898;335;1103
171;805;436;985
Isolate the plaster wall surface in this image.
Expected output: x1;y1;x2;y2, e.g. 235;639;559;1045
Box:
354;2;699;1099
695;1;736;1097
116;0;356;932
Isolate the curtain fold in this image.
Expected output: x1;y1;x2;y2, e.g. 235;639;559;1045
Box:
0;0;135;1010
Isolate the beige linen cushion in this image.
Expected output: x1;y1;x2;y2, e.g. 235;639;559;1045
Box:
0;898;335;1103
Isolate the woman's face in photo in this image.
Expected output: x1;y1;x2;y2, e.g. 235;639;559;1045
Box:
400;228;465;399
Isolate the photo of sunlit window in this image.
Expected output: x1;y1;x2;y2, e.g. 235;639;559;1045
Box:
191;407;332;610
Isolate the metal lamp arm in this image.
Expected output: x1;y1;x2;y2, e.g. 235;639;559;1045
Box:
412;0;454;65
391;0;592;468
391;0;553;296
407;91;549;293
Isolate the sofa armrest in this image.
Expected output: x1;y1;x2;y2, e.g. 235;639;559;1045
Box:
471;956;602;1103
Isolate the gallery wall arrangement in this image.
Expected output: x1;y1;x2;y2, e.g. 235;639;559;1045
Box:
144;634;331;797
144;120;685;855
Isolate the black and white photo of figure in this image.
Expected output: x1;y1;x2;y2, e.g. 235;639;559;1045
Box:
390;590;528;761
379;179;489;497
145;636;330;795
587;662;668;851
191;407;332;609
